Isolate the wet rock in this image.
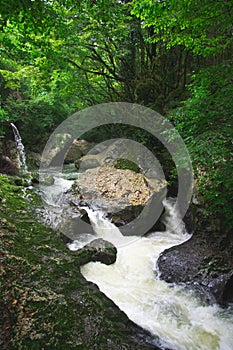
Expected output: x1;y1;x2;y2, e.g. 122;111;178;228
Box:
30;172;40;184
76;238;117;266
157;231;233;305
14;177;31;187
222;275;233;303
39;174;55;186
65;139;93;164
0;155;18;175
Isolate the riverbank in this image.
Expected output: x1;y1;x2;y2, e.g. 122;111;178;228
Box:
0;174;163;350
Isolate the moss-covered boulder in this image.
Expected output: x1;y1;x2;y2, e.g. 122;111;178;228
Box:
76;239;117;266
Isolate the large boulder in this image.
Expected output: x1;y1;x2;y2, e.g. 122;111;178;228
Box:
72;166;166;207
75;139;164;180
41;136;93;166
157;209;233;305
65;139;93;164
70;166;166;226
0;138;21;174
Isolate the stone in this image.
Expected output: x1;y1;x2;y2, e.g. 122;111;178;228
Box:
39;174;55;186
75;138;164;176
76;238;117;266
65;139;93;164
75;156;100;171
0;155;18;175
70;166;167;228
157;231;233;305
0;137;22;174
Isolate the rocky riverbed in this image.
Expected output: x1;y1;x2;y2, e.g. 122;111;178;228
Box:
42;137;233;307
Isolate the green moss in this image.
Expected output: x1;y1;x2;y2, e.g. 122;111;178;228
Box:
0;173;155;350
114;158;140;173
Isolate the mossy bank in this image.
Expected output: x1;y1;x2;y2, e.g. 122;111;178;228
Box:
0;174;162;350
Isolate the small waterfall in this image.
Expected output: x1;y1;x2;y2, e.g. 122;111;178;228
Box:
162;198;185;235
79;200;233;350
67;207;137;251
82;207;139;247
11;122;28;173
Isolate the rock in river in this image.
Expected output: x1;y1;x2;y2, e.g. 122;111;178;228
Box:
157;223;233;305
75;238;117;266
70;165;167;231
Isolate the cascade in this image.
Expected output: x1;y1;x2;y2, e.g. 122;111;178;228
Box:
11;122;28;173
78;200;233;350
38;173;233;350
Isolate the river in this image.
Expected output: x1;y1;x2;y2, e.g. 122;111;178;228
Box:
38;171;233;350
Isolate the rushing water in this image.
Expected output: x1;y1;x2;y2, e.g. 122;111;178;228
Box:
38;169;78;229
77;206;233;350
11;122;28;173
39;174;233;350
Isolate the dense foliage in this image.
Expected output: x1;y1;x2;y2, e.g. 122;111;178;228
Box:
171;63;233;231
0;0;232;230
131;0;232;55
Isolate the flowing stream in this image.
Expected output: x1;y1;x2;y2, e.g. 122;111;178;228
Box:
39;173;233;350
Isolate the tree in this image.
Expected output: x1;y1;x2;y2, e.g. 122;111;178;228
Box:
131;0;233;56
130;0;233;232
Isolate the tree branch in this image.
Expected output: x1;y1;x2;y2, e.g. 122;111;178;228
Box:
66;58;125;83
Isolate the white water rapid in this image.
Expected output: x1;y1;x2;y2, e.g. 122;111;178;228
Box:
39;173;233;350
77;203;233;350
11;122;28;173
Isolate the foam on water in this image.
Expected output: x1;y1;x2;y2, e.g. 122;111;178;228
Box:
79;201;233;350
38;173;233;350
